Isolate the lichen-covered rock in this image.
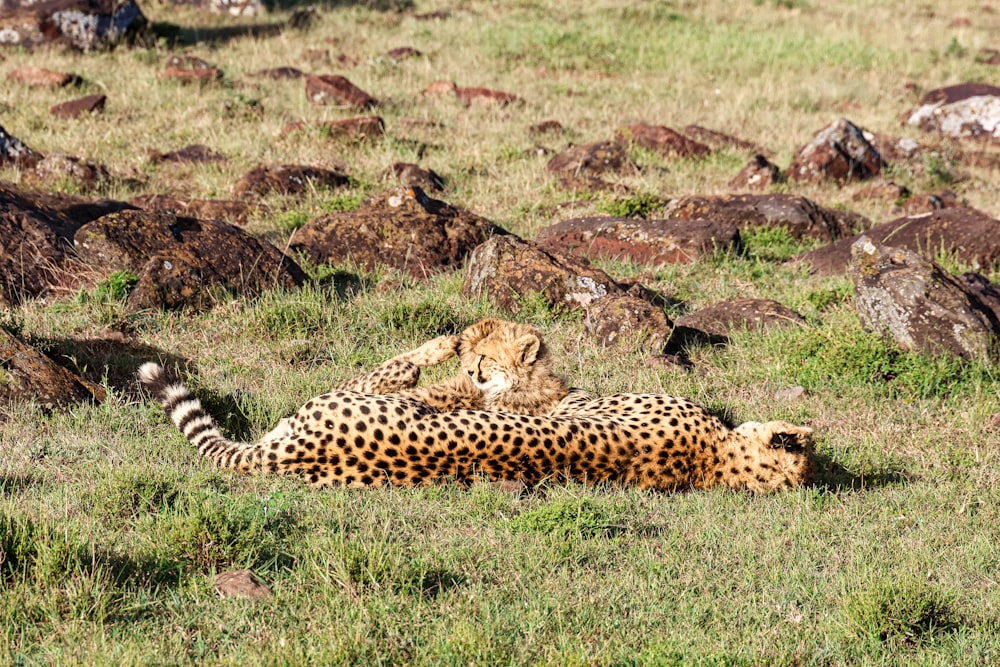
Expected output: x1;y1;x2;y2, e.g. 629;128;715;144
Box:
788;118;886;184
674;299;806;340
546;141;638;177
663;193;867;242
0;122;39;168
849;236;1000;362
305;74;378;108
73;209;306;311
905;83;1000;141
0;327;105;408
614;123;711;159
583;293;672;349
288;186;499;279
233;164;350;198
462;234;626;315
0;0;148;50
536;216;740;266
26;154;109;190
794;207;1000;277
728;154;785;191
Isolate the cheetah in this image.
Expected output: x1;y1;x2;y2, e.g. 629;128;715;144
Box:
138;320;815;493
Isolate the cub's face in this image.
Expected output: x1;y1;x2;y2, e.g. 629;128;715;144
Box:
457;319;543;399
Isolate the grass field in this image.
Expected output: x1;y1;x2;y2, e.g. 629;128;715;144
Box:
3;0;1000;664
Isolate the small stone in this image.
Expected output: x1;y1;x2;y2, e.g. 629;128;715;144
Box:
547;141;638;177
162;55;222;82
233;164;350;198
305;74;378;108
49;94;106;120
151;144;226;164
774;386;806;402
728;154;785;191
615;123;711;158
852;181;910;202
387;46;421;60
214;570;272;601
788;118;886;184
529;120;564;134
250;67;305;80
385;162;444;191
8;66;81;88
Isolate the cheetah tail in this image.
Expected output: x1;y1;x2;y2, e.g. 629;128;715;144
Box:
138;362;246;461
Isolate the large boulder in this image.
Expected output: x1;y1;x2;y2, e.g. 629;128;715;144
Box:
536;216;740;266
787;118;886;184
73;209;307;311
0;0;148;50
794;207;1000;276
662;193;868;242
288;186;500;279
849;236;1000;363
904;83;1000;141
0;327;105;409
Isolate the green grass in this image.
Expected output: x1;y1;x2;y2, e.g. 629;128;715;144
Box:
4;0;1000;664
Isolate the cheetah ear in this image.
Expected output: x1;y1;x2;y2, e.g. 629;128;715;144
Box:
459;318;498;352
515;333;541;365
769;426;812;451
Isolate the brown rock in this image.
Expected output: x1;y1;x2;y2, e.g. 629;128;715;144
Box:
849;236;1000;362
8;66;81;88
547;141;638;177
289;186;499;279
250;66;306;80
305;74;378;108
423;80;519;106
27;154;109;190
674;299;805;340
0;0;148;50
683;125;770;154
150;144;226;164
583;294;672;349
130;194;253;225
0;123;40;169
387;46;421;60
663;193;867;242
0;327;105;409
852;181;910;202
162;55;222;83
976;48;1000;65
728;154;785;191
462;234;630;316
794;207;1000;276
73;209;306;311
282;116;385;141
49;94;106;120
902;190;962;215
536;216;740;266
214;570;272;601
529;120;564;135
788;118;887;183
385;162;444;191
615;123;711;158
233;164;350;198
905;83;1000;141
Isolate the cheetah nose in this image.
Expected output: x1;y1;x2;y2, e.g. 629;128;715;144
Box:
466;369;474;376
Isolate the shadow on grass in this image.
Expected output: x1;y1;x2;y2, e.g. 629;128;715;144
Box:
813;452;910;492
0;473;41;493
40;337;189;398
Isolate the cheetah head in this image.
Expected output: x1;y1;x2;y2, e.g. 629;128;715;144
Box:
733;420;816;490
457;318;551;399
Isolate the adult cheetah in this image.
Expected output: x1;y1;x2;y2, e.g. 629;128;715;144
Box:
139;320;815;492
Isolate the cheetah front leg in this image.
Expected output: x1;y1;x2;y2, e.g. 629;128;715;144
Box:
333;335;460;395
388;334;459;367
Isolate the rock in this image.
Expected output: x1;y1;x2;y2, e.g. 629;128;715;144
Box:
130;194;253;225
851;181;910;203
250;66;305;80
149;144;226;164
682;124;770;154
72;209;307;311
0;327;105;409
8;66;81;88
462;234;631;316
547;141;638;177
583;293;672;349
957;272;1000;326
774;386;806;402
27;154;110;190
162;55;222;83
386;46;421;60
49;94;106;120
788;118;887;183
0;0;148;50
423;80;520;106
288;186;499;279
233;164;350;198
529;120;564;135
305;75;378;108
536;216;740;266
674;298;805;340
214;570;272;600
901;190;962;215
385;162;444;191
849;235;1000;362
976;48;1000;66
728;154;785;191
663;193;867;242
794;207;1000;276
282;116;385;141
0;123;40;168
905;83;1000;141
614;123;711;158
